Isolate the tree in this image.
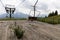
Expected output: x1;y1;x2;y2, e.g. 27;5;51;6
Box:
48;13;52;17
48;10;58;17
55;10;58;15
48;12;55;17
52;12;55;16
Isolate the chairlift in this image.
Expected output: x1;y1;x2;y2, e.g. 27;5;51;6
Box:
0;0;16;18
0;0;26;18
5;5;15;14
28;0;39;21
5;5;15;18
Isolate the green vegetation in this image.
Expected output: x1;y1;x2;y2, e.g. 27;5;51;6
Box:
48;10;58;17
37;10;59;24
0;18;27;21
14;26;24;39
9;22;25;39
37;15;60;24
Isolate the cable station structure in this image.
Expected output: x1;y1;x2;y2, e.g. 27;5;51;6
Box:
0;0;39;20
0;0;16;19
5;5;15;18
28;0;39;21
0;0;25;19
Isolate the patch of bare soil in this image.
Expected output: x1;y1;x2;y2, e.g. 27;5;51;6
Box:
0;20;60;40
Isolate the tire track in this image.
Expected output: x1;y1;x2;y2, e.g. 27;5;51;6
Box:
18;21;57;40
30;21;60;40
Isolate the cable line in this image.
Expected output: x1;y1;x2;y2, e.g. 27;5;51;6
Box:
0;0;5;7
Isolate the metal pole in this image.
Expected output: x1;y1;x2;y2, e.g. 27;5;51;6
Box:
34;6;35;17
10;8;12;18
34;0;38;17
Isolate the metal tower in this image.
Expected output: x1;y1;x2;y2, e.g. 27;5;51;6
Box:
0;0;26;18
34;0;38;17
28;0;39;21
5;5;15;18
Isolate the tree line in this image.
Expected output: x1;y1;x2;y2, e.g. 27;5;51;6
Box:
48;10;58;17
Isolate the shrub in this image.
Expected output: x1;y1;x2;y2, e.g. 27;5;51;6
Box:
14;26;24;39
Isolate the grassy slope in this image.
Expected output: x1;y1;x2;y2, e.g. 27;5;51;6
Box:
0;18;27;21
37;15;60;24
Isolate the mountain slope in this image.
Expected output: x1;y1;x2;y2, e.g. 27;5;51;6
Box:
13;12;29;18
0;12;29;18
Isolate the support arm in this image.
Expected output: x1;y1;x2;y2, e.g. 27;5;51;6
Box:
34;0;38;17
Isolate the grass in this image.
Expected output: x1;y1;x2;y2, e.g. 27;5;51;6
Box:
37;15;60;24
10;22;25;39
0;18;27;21
14;26;25;39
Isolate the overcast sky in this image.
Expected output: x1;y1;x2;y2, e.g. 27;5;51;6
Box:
0;0;60;17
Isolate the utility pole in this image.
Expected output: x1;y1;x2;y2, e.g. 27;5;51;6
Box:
34;0;38;17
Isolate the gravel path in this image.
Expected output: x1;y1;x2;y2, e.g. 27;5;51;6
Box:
0;20;60;40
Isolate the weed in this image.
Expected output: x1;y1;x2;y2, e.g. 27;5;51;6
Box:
14;26;25;39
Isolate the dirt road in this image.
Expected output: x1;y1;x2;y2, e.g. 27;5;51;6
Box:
0;20;60;40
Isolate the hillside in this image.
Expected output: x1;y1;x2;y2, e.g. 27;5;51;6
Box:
0;12;29;18
37;15;60;24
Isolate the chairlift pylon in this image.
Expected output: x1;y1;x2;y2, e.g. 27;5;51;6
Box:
0;0;16;18
5;5;15;18
28;0;39;21
0;0;26;19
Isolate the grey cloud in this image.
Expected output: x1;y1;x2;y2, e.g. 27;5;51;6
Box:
54;4;60;9
22;0;34;10
52;1;60;9
21;0;26;2
36;3;48;11
23;1;48;11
